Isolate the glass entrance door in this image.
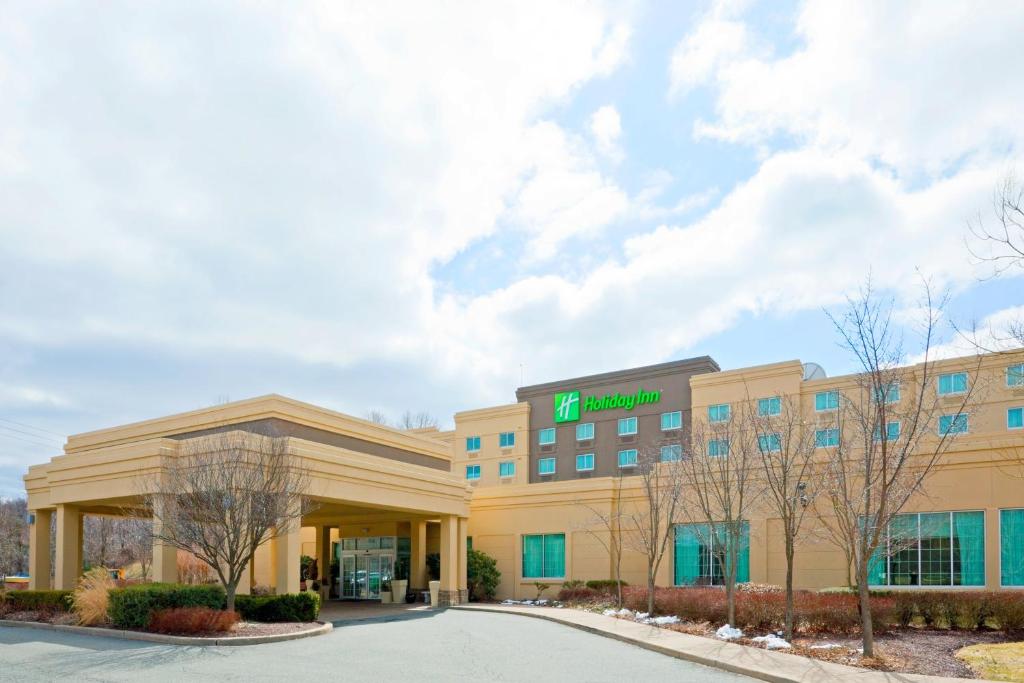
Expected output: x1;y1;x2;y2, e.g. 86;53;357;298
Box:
340;553;394;599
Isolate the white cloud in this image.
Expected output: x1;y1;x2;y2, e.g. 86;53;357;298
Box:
669;18;749;96
589;105;623;161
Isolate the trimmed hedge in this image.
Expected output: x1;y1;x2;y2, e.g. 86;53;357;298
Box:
586;580;628;592
108;583;226;629
234;592;320;622
3;590;72;612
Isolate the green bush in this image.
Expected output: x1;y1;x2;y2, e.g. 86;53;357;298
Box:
3;590;72;612
234;592;320;622
108;583;226;629
467;549;501;601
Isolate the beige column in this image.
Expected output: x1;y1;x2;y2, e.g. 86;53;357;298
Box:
273;519;302;595
410;519;427;588
54;504;82;590
316;526;332;595
28;509;52;590
151;501;178;584
439;514;459;603
457;517;469;593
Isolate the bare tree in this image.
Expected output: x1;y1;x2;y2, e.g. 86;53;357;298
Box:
364;409;390;426
144;428;311;611
117;515;153;580
83;516;115;570
0;497;28;579
820;279;980;657
398;411;439;430
749;394;820;642
573;474;626;608
682;409;763;626
619;446;687;616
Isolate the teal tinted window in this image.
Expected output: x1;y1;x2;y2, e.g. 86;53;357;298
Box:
674;522;750;586
660;445;682;462
499;432;515;448
757;433;781;452
815;428;839;448
1008;408;1023;429
465;436;481;452
661;411;682;430
617;417;637;435
708;439;729;457
938;372;968;395
576;453;594;471
499;461;515;478
869;511;984;587
874;421;900;442
538;457;556;475
708;404;730;423
465;464;480;480
815;390;839;411
576;422;594;440
538;428;556;445
523;533;565;578
757;397;781;416
874;383;900;404
617;449;638;468
939;413;969;435
1001;509;1024;586
1007;364;1024;387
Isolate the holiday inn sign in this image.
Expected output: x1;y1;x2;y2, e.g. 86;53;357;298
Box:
553;388;662;423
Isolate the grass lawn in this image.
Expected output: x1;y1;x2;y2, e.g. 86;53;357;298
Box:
956;642;1024;682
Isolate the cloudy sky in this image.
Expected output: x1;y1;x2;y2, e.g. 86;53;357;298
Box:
1;0;1022;497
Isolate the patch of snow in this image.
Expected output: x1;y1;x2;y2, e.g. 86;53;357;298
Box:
536;599;548;605
647;615;680;626
716;624;743;640
809;643;842;650
634;612;649;622
752;634;792;650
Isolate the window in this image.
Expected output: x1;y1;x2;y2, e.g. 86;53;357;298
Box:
617;449;638;468
938;372;968;395
538;457;556;475
499;461;516;478
708;439;730;457
576;453;594;471
661;411;682;431
522;533;565;579
576;422;594;441
815;390;839;411
757;433;781;453
939;413;969;435
1008;407;1023;430
1007;364;1024;387
815;428;840;448
708;404;730;423
874;421;901;442
538;428;556;445
660;445;682;462
617;417;638;436
674;522;750;586
867;511;984;587
757;396;781;416
875;382;900;404
465;436;481;452
499;431;515;448
465;464;480;480
1001;509;1024;586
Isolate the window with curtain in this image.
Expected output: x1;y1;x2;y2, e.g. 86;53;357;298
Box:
815;428;839;448
1001;509;1024;587
499;461;515;478
466;436;481;452
617;449;638;468
538;428;556;445
708;438;729;457
757;433;781;452
938;372;968;395
538;457;556;475
939;413;969;435
1007;364;1024;387
660;444;682;462
708;404;730;423
674;522;750;586
576;422;594;440
661;411;682;430
815;390;839;411
1008;407;1023;430
576;453;594;471
873;421;901;442
868;511;984;587
757;396;781;416
465;464;480;480
499;431;515;448
617;417;638;435
522;533;565;578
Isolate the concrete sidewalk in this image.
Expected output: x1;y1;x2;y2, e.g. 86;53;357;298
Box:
452;604;998;683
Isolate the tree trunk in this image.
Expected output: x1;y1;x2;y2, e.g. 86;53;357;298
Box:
647;570;656;615
725;580;735;626
857;567;874;658
784;540;795;642
225;580;237;613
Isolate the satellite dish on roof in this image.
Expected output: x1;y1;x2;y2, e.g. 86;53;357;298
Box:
802;362;827;380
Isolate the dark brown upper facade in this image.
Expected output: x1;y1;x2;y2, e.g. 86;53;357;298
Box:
515;356;720;483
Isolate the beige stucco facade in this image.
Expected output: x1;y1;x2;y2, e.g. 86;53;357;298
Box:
22;350;1024;601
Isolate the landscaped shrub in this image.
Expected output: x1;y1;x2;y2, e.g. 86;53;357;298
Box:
4;589;72;612
71;567;115;626
557;584;599;603
991;592;1024;633
146;607;239;635
585;580;628;593
234;592;320;622
467;549;501;602
108;583;226;629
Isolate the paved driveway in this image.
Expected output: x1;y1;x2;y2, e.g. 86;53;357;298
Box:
0;609;753;682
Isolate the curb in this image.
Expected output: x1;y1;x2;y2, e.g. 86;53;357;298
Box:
0;618;333;646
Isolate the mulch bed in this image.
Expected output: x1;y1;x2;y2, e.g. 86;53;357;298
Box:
0;610;320;639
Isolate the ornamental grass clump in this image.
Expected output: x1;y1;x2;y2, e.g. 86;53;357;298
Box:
146;607;239;635
71;568;116;626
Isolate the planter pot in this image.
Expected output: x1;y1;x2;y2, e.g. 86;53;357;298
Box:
391;579;407;604
380;591;393;604
429;580;440;607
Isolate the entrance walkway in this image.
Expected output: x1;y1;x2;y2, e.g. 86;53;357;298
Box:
319;600;433;625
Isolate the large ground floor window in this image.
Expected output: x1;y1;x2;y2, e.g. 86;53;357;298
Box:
523;533;565;579
674;522;750;586
1002;508;1024;587
868;511;984;587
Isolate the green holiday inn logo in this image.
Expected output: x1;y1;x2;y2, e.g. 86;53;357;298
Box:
553;388;661;422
